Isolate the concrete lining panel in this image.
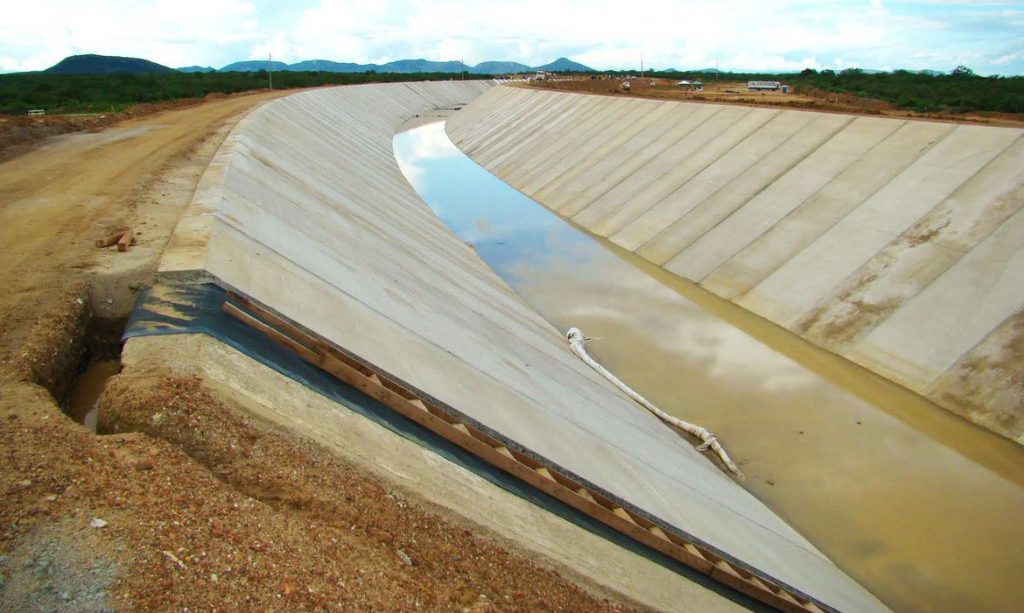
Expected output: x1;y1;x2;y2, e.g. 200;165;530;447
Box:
701;120;952;299
517;98;648;192
610;108;778;250
493;97;613;183
931;310;1024;445
798;135;1024;352
556;103;703;218
849;205;1024;388
740;124;1020;328
650;113;852;268
462;89;562;162
571;104;725;229
532;100;678;207
479;95;595;171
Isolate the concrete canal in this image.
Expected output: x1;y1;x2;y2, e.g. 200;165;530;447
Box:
395;118;1024;612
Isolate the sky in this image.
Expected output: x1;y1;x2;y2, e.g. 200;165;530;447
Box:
1;0;1021;75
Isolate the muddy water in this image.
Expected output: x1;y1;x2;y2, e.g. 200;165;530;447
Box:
394;120;1024;612
65;360;119;432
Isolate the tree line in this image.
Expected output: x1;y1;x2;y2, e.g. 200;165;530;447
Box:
2;66;1021;116
644;66;1024;114
0;70;491;115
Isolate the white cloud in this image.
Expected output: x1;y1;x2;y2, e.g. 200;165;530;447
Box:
0;0;1021;74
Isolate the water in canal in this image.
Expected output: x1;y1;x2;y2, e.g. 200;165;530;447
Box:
394;118;1024;612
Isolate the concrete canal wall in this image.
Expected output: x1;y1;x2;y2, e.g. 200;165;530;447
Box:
150;81;883;610
447;85;1024;444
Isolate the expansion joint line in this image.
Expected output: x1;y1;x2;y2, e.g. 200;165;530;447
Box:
565;327;742;477
222;293;827;613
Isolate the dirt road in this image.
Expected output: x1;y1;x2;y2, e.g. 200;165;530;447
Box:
0;91;288;374
0;91;626;610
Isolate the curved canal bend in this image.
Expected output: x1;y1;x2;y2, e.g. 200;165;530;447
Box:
394;118;1024;612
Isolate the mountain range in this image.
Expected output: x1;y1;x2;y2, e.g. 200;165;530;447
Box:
41;54;951;78
210;56;591;74
43;54;594;76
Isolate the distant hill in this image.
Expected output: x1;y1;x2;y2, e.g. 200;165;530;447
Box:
193;56;590;75
379;59;466;73
39;54;591;77
177;65;216;73
536;57;594;72
220;60;290;72
45;54;175;75
287;60;372;72
471;61;532;74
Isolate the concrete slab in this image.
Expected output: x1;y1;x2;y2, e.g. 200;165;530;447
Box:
516;98;642;191
490;96;610;182
697;116;907;296
571;104;726;229
157;82;885;611
556;103;703;218
849;205;1024;389
798;135;1024;352
610;108;779;250
532;100;677;205
650;113;852;267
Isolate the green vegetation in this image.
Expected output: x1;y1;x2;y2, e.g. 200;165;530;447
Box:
0;70;490;115
789;67;1024;114
645;66;1024;114
4;63;1022;116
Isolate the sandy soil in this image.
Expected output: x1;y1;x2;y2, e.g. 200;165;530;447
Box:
0;92;629;610
526;78;1024;128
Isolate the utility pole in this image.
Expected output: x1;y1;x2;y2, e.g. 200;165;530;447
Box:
640;51;644;79
715;57;719;83
461;59;465;80
268;53;273;89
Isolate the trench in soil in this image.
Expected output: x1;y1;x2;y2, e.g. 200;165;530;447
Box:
61;316;126;432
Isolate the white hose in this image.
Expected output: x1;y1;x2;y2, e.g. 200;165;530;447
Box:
566;327;742;477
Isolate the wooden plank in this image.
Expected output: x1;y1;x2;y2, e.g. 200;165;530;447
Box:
222;296;825;613
224;303;320;363
117;228;134;252
95;230;125;248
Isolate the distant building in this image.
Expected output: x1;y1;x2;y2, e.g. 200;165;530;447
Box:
747;80;781;91
676;79;704;91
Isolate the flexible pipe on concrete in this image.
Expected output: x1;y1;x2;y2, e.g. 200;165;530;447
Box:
566;327;742;477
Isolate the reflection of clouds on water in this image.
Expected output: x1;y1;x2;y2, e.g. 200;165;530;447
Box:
394;120;461;192
669;323;819;393
398;120;462;161
527;265;820;394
